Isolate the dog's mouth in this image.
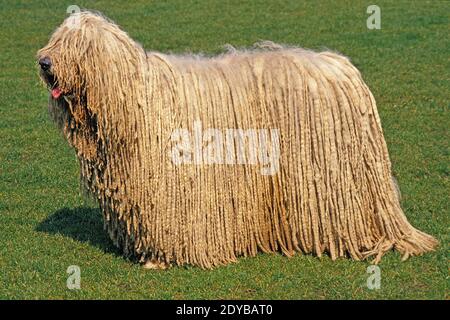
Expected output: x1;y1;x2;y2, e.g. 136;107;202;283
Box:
41;72;62;99
51;87;62;99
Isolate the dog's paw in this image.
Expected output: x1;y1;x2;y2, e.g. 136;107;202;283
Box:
142;259;169;270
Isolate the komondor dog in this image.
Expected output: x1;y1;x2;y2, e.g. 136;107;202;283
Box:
37;11;437;269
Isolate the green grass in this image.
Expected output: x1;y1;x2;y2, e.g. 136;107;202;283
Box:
0;0;448;299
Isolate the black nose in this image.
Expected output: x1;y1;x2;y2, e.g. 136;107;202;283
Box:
39;57;51;71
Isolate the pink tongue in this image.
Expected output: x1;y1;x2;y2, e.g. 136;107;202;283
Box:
51;88;62;99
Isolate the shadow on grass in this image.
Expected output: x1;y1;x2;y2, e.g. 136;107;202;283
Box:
36;207;121;256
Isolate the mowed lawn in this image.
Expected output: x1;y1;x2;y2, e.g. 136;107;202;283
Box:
0;0;448;299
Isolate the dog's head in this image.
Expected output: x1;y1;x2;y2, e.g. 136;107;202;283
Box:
37;11;147;159
37;10;146;108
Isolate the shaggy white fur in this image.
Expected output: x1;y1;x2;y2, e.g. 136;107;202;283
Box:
38;11;437;268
